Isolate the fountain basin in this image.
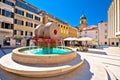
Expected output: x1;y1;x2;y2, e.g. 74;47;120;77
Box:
0;53;84;77
12;47;77;64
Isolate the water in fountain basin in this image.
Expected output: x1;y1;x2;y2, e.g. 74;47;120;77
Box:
21;48;71;55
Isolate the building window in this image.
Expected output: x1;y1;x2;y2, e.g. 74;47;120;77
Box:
0;0;5;3
5;0;14;6
58;24;60;27
1;22;4;28
105;24;107;26
1;9;13;18
2;9;5;16
116;42;119;46
16;1;38;14
11;12;14;18
35;16;40;21
105;35;107;39
26;22;28;26
0;0;14;6
34;24;38;28
15;9;24;16
14;19;24;25
105;42;107;45
112;42;114;45
0;8;1;15
26;22;33;27
81;21;84;24
31;23;33;27
2;0;5;3
1;22;13;29
21;31;23;35
4;23;10;29
25;31;27;35
96;31;98;33
11;24;13;29
5;10;11;17
22;21;24;25
26;13;33;19
30;32;32;36
14;19;17;24
13;30;17;35
105;30;107;33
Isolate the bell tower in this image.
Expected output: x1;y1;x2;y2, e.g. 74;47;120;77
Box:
79;14;87;31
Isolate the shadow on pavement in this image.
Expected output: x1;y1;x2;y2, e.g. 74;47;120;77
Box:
79;49;107;55
86;50;107;55
0;48;15;58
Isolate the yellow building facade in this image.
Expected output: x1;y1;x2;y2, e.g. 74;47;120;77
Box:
14;0;42;38
40;12;79;38
68;26;78;37
40;12;69;38
58;23;69;38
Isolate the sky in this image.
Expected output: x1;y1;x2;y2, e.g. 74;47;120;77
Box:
25;0;112;27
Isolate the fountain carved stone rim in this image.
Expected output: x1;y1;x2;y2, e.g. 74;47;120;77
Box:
12;47;77;64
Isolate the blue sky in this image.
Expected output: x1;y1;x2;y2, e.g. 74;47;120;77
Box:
25;0;112;27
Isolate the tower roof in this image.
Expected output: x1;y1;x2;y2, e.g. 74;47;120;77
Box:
80;14;87;19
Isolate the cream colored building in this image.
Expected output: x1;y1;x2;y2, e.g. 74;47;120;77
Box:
14;0;42;38
81;25;98;41
108;0;120;47
0;0;15;46
98;22;119;46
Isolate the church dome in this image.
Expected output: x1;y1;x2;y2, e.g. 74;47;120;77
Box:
80;14;87;19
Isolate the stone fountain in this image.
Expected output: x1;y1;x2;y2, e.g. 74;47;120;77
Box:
0;22;84;77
